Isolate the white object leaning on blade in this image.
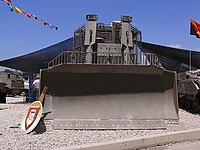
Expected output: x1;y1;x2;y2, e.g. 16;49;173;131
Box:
21;101;43;134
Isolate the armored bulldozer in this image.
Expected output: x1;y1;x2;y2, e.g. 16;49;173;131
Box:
178;70;200;112
41;15;178;130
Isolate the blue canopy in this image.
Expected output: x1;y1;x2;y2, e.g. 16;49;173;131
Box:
0;38;73;73
0;37;199;73
140;42;200;72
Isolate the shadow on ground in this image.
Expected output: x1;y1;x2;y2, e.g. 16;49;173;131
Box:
33;111;52;134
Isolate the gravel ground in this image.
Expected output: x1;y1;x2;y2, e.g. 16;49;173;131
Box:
1;97;200;150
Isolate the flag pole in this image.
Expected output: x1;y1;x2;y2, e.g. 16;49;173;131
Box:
189;37;192;71
190;19;200;71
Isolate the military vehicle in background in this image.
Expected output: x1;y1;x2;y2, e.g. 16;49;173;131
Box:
178;70;200;112
0;71;25;103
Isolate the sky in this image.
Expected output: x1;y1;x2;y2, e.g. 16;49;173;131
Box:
0;0;200;61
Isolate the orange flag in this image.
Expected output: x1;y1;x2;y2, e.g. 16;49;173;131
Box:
190;19;200;38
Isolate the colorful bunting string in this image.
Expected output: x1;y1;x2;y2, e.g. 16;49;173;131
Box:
2;0;11;3
2;1;59;30
7;3;13;12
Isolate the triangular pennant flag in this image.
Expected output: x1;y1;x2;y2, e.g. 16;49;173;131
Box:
14;6;22;14
43;21;49;25
53;26;59;30
48;24;53;29
37;18;41;23
7;3;13;12
26;13;32;19
24;12;32;19
21;10;27;16
34;16;40;23
2;0;11;3
21;10;26;15
22;11;32;19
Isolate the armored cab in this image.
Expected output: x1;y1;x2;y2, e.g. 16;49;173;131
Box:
41;15;178;130
178;70;200;112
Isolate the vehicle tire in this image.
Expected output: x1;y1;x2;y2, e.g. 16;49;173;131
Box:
0;91;6;103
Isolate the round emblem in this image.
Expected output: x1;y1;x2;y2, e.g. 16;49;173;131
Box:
21;101;43;133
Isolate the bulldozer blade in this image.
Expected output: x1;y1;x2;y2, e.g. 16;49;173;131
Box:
40;64;178;129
